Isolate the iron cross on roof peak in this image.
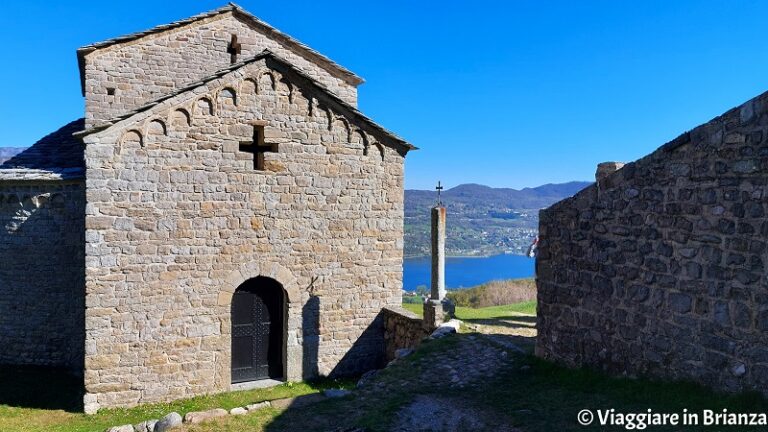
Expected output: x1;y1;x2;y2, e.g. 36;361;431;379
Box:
435;181;444;206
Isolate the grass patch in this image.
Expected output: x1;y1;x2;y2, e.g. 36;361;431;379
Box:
456;301;536;319
0;366;351;432
472;353;768;431
447;278;535;308
401;300;536;318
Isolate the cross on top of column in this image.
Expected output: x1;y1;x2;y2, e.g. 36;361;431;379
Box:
435;181;444;206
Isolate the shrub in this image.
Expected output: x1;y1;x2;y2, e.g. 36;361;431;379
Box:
447;278;536;308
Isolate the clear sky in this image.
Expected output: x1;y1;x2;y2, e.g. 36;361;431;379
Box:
2;1;768;190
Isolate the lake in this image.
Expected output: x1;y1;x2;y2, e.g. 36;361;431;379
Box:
402;253;535;291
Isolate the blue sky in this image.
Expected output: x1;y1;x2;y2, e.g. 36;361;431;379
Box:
2;1;768;190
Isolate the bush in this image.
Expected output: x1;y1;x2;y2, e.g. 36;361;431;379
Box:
447;278;536;308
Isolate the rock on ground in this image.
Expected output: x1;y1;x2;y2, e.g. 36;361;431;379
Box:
133;420;157;432
154;412;182;432
230;407;248;415
183;408;228;424
430;319;462;339
107;425;134;432
394;348;414;359
246;401;270;411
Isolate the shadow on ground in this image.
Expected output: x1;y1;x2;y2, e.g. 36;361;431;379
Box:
262;315;537;432
0;365;83;412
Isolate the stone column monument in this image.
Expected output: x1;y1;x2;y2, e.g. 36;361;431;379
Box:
423;182;454;330
430;205;447;300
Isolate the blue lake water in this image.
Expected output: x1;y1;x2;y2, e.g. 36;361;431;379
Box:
402;254;535;291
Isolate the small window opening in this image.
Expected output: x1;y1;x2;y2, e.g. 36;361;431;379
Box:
238;125;277;171
106;87;116;96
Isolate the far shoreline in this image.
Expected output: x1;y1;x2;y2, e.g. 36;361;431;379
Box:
404;252;529;260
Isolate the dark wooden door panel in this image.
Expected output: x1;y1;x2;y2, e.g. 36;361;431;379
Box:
231;278;284;384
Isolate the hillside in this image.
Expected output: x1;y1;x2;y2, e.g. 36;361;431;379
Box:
0;147;24;164
404;181;591;257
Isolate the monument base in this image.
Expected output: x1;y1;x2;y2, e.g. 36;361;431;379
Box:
423;299;451;331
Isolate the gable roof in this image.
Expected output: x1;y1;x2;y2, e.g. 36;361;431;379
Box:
0;119;85;181
76;50;416;154
76;3;364;95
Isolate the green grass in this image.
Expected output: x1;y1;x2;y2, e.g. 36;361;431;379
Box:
473;353;768;431
401;300;536;318
0;366;352;432
456;301;536;318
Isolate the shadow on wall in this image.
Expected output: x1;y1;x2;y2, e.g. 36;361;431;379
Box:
302;295;320;378
327;311;387;378
264;311;389;432
0;185;86;373
301;294;387;380
0;365;84;412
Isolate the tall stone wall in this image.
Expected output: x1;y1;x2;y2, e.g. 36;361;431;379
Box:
83;11;358;127
0;181;85;371
81;57;405;410
537;91;768;396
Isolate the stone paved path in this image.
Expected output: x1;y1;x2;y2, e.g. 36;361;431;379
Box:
273;312;537;431
182;312;539;431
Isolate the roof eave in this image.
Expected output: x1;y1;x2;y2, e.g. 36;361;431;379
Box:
75;3;364;96
76;50;414;154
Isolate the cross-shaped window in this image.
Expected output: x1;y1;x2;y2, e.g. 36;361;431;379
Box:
227;34;241;64
239;125;277;171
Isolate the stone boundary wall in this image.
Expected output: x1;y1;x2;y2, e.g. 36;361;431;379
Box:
382;306;426;361
0;180;85;371
538;90;768;396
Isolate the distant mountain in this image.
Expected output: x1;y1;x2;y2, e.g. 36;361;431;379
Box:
404;181;592;257
0;147;25;164
406;181;592;216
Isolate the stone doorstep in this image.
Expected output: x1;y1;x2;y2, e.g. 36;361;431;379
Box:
231;378;284;391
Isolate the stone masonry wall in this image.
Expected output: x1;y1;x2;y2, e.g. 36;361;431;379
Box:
84;11;358;127
382;306;426;361
82;57;405;410
0;181;85;371
537;91;768;396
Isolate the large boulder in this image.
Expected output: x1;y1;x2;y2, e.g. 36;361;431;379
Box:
154;412;182;432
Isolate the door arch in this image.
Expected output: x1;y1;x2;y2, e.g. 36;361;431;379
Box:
231;276;285;383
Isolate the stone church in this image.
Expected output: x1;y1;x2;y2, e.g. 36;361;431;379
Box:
0;3;414;413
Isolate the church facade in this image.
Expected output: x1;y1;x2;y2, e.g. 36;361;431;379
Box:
0;4;414;413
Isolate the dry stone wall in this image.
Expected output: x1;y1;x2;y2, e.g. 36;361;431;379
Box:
0;181;85;371
82;57;404;410
382;306;426;361
84;11;358;127
537;91;768;396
